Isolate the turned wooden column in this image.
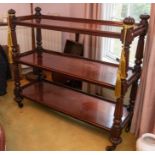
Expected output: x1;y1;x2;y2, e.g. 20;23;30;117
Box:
134;14;150;73
8;9;23;108
35;7;43;81
30;3;35;50
35;7;42;54
122;17;135;75
106;17;135;151
126;14;150;131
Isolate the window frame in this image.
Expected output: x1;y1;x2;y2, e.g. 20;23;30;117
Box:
101;3;150;66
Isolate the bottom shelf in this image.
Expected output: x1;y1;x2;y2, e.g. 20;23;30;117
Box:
21;80;130;131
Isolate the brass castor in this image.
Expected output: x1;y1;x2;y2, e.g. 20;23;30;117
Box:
106;145;116;151
15;96;24;108
18;102;24;108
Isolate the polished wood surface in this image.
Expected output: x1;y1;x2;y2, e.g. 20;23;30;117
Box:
41;15;124;27
17;19;119;31
15;19;121;38
21;80;129;130
17;51;134;89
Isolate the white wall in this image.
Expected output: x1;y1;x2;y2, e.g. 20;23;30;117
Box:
0;3;30;20
0;3;85;18
34;3;71;16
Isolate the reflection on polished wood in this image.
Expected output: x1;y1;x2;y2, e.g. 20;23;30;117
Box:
21;80;129;130
18;50;134;89
15;19;121;38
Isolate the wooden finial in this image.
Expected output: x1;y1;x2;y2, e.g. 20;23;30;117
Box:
140;14;150;20
35;7;41;16
140;14;150;33
123;17;135;25
8;9;16;15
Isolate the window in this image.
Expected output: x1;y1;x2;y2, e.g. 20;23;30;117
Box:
101;3;151;66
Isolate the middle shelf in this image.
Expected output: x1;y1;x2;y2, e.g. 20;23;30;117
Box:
17;49;136;89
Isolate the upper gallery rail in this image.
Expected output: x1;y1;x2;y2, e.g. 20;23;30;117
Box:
15;15;35;21
132;25;147;38
13;14;146;39
14;15;121;38
15;14;141;27
15;14;124;27
0;22;7;26
41;15;124;27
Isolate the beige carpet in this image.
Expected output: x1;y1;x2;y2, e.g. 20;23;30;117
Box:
0;80;136;151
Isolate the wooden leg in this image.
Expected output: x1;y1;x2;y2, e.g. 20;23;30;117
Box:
106;144;117;151
125;80;138;132
106;126;122;151
14;88;23;108
106;97;123;151
13;63;23;108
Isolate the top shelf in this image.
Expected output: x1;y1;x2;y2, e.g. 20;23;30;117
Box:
13;14;145;39
15;17;121;38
